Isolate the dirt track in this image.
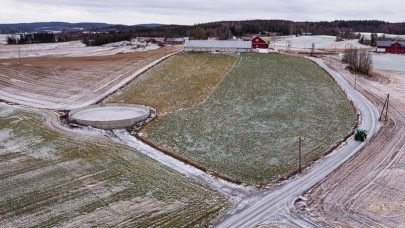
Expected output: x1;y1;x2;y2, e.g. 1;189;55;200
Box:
0;46;180;110
303;58;405;227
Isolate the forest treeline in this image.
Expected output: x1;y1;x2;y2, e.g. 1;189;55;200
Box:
132;20;405;39
7;33;56;44
5;20;405;46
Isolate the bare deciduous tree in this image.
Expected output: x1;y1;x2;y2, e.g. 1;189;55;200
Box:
342;48;373;75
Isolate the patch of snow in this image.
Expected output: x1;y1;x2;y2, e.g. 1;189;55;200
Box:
29;146;60;160
372;53;405;72
274;35;368;49
0;105;15;117
0;129;12;141
0;34;13;45
102;41;131;48
358;32;405;40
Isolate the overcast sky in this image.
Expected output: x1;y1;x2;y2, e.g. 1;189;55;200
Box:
0;0;403;25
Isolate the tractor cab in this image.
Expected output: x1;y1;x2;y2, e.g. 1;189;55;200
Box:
355;128;368;142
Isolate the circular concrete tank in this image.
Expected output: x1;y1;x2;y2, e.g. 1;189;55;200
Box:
69;104;151;130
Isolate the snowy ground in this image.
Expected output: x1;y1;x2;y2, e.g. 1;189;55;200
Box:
358;32;405;40
372;53;405;72
273;35;368;50
0;46;181;110
0;41;161;59
0;34;12;45
0;103;228;227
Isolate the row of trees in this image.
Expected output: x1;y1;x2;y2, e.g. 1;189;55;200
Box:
336;30;361;41
342;48;373;75
82;31;134;46
7;33;56;44
128;20;405;40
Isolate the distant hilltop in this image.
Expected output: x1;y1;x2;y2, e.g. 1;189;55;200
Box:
0;22;163;33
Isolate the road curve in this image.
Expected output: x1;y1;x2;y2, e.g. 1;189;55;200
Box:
216;57;380;227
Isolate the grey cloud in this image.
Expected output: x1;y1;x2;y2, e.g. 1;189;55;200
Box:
0;0;403;24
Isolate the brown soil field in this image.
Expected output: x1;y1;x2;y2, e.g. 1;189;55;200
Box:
302;58;405;227
0;46;181;110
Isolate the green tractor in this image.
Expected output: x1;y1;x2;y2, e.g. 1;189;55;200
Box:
355;128;368;142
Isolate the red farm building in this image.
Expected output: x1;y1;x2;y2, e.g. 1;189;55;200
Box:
377;41;405;54
251;36;271;49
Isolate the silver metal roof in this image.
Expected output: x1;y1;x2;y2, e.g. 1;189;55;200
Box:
377;40;405;47
185;40;252;49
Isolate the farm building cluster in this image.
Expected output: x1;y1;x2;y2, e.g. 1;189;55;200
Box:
377;41;405;54
136;35;272;53
184;36;271;53
135;37;185;46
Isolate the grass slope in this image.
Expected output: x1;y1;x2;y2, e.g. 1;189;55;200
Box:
106;53;237;114
0;105;227;227
141;53;356;185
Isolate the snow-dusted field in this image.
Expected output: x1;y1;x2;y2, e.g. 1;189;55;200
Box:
372;53;405;72
0;104;227;227
274;35;368;50
141;53;356;185
0;41;161;59
0;46;181;110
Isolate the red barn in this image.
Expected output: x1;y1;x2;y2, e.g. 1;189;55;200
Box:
377;41;405;54
251;36;271;49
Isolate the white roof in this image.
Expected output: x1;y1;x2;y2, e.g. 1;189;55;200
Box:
185;40;252;49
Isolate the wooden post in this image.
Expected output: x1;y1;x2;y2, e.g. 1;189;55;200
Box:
354;74;357;90
298;137;302;173
385;94;390;121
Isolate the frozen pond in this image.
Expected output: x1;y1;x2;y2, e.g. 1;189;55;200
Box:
372;53;405;72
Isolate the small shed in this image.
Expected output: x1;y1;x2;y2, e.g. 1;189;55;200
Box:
251;36;271;49
377;41;405;54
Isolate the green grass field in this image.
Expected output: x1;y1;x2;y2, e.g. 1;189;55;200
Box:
140;53;356;185
106;53;237;115
0;105;228;227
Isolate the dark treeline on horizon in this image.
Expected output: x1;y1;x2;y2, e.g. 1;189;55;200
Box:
82;31;135;46
4;20;405;46
7;33;56;44
128;20;405;39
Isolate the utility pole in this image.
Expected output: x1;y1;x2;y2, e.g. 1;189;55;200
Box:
379;94;390;122
354;74;357;90
298;137;302;173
